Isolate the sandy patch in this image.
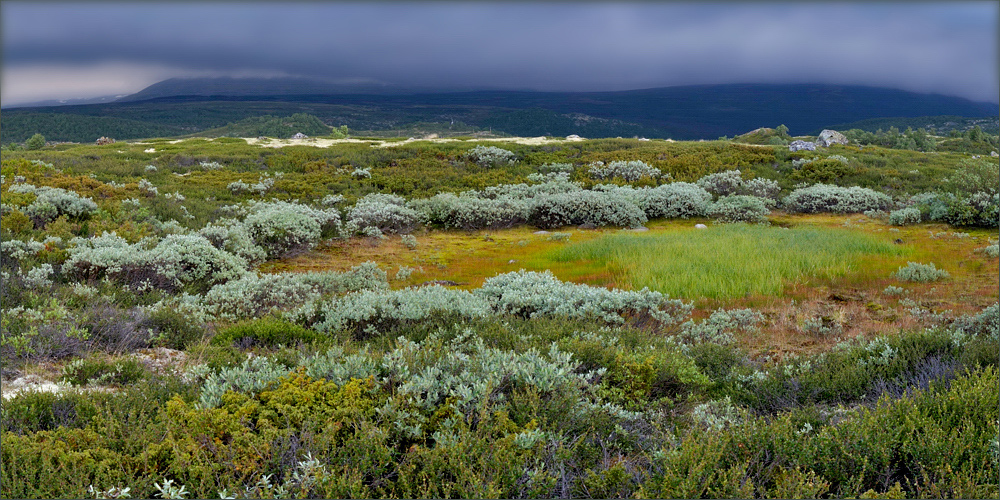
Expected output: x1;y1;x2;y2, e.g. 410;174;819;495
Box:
241;135;594;149
2;374;66;400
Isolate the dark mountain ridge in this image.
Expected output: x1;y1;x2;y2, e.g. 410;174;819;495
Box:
3;81;997;143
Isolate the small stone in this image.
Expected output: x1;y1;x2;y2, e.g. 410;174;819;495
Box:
533;230;551;235
695;223;708;229
631;226;649;232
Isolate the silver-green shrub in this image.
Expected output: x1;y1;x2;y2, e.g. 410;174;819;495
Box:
242;201;341;259
588;160;660;181
783;184;892;213
707;195;770;223
64;232;247;292
288;285;490;336
676;308;763;345
8;184;99;224
894;262;950;282
527;190;647;229
739;177;781;200
639;182;713;219
888;207;921;226
346;193;420;234
202;262;388;320
410;193;526;231
467;145;517;168
475;269;692;325
696;170;743;196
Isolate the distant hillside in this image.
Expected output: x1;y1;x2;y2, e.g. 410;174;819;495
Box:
0;113;189;144
822;115;999;136
191;113;338;139
3;82;997;143
116;77;405;102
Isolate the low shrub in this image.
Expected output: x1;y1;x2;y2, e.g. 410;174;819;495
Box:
212;317;322;349
697;170;743;196
60;356;148;387
467;145;517;168
588;160;660;181
888;207;921;226
346;193;421;234
707;195;770;223
201;263;388;320
895;262;950;282
243;201;341;259
527;190;647;229
476;270;692;326
783;184;892;214
638;182;712;219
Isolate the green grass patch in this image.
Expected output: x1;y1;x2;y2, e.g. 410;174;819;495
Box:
548;224;907;299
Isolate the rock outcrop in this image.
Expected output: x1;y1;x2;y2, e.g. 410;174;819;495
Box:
95;136;115;145
816;129;849;147
789;140;816;152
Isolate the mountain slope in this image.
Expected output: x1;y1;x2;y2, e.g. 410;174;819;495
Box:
3;82;997;143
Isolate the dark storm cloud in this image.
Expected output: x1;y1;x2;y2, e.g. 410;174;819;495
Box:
2;2;997;105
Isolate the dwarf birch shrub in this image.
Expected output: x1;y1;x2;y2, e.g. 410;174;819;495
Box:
475;270;692;326
467;145;517;168
202;262;388;320
894;262;950;282
707;195;770;223
288;286;490;337
588;160;660;181
696;170;743;196
784;184;892;213
346;193;420;234
888;207;922;226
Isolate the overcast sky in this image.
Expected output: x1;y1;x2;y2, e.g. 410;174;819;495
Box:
2;1;998;105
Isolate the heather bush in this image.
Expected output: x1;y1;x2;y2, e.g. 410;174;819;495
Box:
894;262;950;282
888;207;922;226
696;169;743;196
588;160;660;181
346;193;420;234
707;195;770;223
783;184;892;214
